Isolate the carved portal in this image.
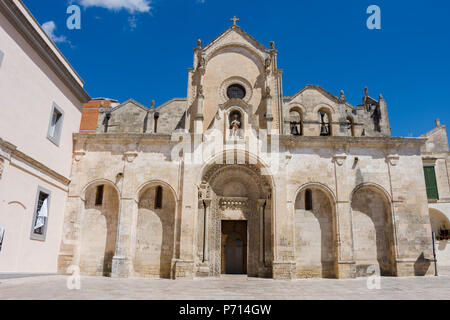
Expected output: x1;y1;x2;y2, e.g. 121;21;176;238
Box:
197;164;273;278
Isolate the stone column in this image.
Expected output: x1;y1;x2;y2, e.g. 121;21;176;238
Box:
333;154;356;279
173;162;199;279
111;198;138;278
197;199;211;277
111;152;138;278
265;92;274;134
57;195;84;274
271;166;296;280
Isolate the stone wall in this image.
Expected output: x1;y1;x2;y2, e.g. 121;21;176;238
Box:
294;188;336;278
134;185;176;278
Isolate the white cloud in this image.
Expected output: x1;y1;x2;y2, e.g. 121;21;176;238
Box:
41;21;68;43
77;0;152;13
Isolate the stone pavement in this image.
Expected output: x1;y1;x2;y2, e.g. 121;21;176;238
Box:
0;274;449;300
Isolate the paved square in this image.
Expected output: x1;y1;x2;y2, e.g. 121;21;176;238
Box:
0;274;449;300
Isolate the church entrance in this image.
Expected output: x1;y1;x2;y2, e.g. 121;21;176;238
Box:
222;221;247;275
197;160;273;278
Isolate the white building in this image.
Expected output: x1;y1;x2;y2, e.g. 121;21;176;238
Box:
0;0;89;273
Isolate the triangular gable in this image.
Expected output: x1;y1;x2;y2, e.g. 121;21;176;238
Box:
202;26;269;56
287;85;354;108
110;99;148;113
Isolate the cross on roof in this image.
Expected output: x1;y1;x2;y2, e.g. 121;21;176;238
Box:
230;16;239;26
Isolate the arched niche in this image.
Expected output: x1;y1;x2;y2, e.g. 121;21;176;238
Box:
79;181;119;276
294;186;337;278
133;183;176;278
351;185;396;277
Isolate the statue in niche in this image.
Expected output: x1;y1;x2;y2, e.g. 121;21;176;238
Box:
197;54;206;70
229;111;242;137
264;56;272;73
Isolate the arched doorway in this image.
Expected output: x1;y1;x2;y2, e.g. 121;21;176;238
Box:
351;186;396;277
79;182;119;276
134;183;176;278
198;159;273;278
429;208;450;273
294;186;337;278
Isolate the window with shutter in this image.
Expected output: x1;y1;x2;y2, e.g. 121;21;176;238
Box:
423;166;439;200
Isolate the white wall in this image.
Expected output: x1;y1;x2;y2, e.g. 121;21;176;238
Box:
0;10;82;177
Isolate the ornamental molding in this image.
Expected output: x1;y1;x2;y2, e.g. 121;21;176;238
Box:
123;151;138;163
333;154;347;166
218;76;253;104
74;151;86;162
386;154;400;166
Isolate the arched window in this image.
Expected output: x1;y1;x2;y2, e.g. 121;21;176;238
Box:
319;110;331;136
305;189;313;210
289;109;302;136
346;116;355;137
155;186;163;209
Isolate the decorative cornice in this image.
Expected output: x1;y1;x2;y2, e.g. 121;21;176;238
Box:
0;137;70;186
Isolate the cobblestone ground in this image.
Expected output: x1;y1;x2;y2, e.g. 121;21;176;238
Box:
0;274;449;300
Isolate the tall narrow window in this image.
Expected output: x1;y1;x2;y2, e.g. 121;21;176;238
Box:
346;116;355;137
95;185;104;206
319;110;331;136
47;103;64;145
424;166;439;200
154;112;160;133
305;189;313;210
289;109;302;136
155;186;163;209
31;187;51;241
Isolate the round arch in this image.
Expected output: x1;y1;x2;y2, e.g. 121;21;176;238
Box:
351;182;392;204
80;179;120;202
350;183;397;277
312;103;336;115
293;182;337;205
135;180;178;203
78;179;121;277
197;150;276;190
293;182;338;278
205;43;266;71
429;208;450;235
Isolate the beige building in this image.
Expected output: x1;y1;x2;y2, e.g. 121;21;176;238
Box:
0;0;89;273
56;22;450;280
1;1;448;279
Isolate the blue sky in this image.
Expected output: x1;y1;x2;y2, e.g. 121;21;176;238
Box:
23;0;450;137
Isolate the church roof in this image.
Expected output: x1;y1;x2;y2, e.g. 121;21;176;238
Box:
286;84;354;108
202;25;270;54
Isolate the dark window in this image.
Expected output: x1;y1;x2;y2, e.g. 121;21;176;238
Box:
95;185;104;206
155;186;163;209
424;166;439;200
227;84;246;100
305;189;313;210
289;110;302;136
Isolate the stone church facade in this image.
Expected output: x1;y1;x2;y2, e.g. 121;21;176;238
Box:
58;23;441;280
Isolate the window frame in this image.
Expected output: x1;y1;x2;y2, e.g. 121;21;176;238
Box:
47;102;65;146
30;186;51;241
423;165;439;201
